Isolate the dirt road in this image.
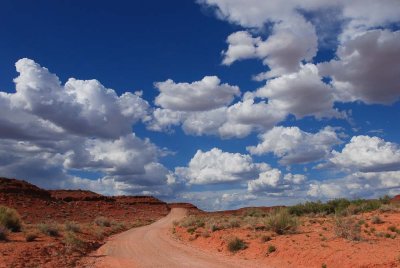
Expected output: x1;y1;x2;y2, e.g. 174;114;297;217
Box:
89;208;266;268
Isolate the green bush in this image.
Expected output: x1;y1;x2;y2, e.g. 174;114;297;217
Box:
265;208;298;235
289;197;389;216
267;245;276;253
0;206;22;232
227;237;247;252
38;223;59;237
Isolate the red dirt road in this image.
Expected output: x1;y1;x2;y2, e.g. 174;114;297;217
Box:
88;208;266;268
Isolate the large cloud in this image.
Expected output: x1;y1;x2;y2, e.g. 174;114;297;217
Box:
12;59;149;139
154;76;240;111
248;126;341;165
328;135;400;173
198;0;400;30
0;58;172;196
319;30;400;104
174;148;269;185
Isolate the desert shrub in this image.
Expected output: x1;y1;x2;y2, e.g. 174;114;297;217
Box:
64;232;85;252
179;215;205;228
187;227;196;234
227;237;247;252
25;232;38;242
371;215;384;224
379;195;392;205
227;218;241;228
289;197;388;216
111;222;126;233
0;206;22;232
388;225;397;232
243;208;265;217
0;226;8;241
94;216;111;227
265;208;298;235
260;235;271;243
65;221;80;233
267;245;276;253
38;223;59;237
380;204;400;212
201;230;210;238
334;217;361;241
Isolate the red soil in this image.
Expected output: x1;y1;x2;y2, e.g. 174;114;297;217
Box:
0;177;175;267
175;210;400;268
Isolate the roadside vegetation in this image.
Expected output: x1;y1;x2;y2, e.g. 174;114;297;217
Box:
175;196;399;254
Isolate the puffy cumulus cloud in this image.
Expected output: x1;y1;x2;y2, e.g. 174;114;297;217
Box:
223;17;318;80
328;136;400;173
148;65;344;138
319;30;400;104
174;148;270;185
219;99;286;138
11;59;149;139
0;58;173;196
154;76;240;111
254;64;342;119
247;126;341;165
247;169;307;194
148;98;286;139
198;0;400;31
307;171;400;199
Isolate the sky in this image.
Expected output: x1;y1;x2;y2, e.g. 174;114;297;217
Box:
0;0;400;211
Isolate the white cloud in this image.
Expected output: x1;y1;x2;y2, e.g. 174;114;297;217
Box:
11;58;150;139
175;148;269;185
222;17;318;80
307;170;400;199
219;99;286;138
248;169;307;193
154;76;240;111
254;64;341;119
248;126;341;165
199;0;400;30
0;58;173;196
319;30;400;104
328;135;400;172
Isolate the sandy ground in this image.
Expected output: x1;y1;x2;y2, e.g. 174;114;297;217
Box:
84;208;267;268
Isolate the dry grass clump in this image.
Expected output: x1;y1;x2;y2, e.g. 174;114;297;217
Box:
38;222;60;237
371;215;384;224
64;232;85;253
179;215;205;228
94;216;111;227
227;236;247;252
25;232;38;242
334;217;361;241
0;206;22;232
265;208;298;235
65;221;81;233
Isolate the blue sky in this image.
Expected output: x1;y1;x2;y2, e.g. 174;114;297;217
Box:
0;0;399;210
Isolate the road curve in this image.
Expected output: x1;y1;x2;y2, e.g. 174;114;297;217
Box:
89;208;266;268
